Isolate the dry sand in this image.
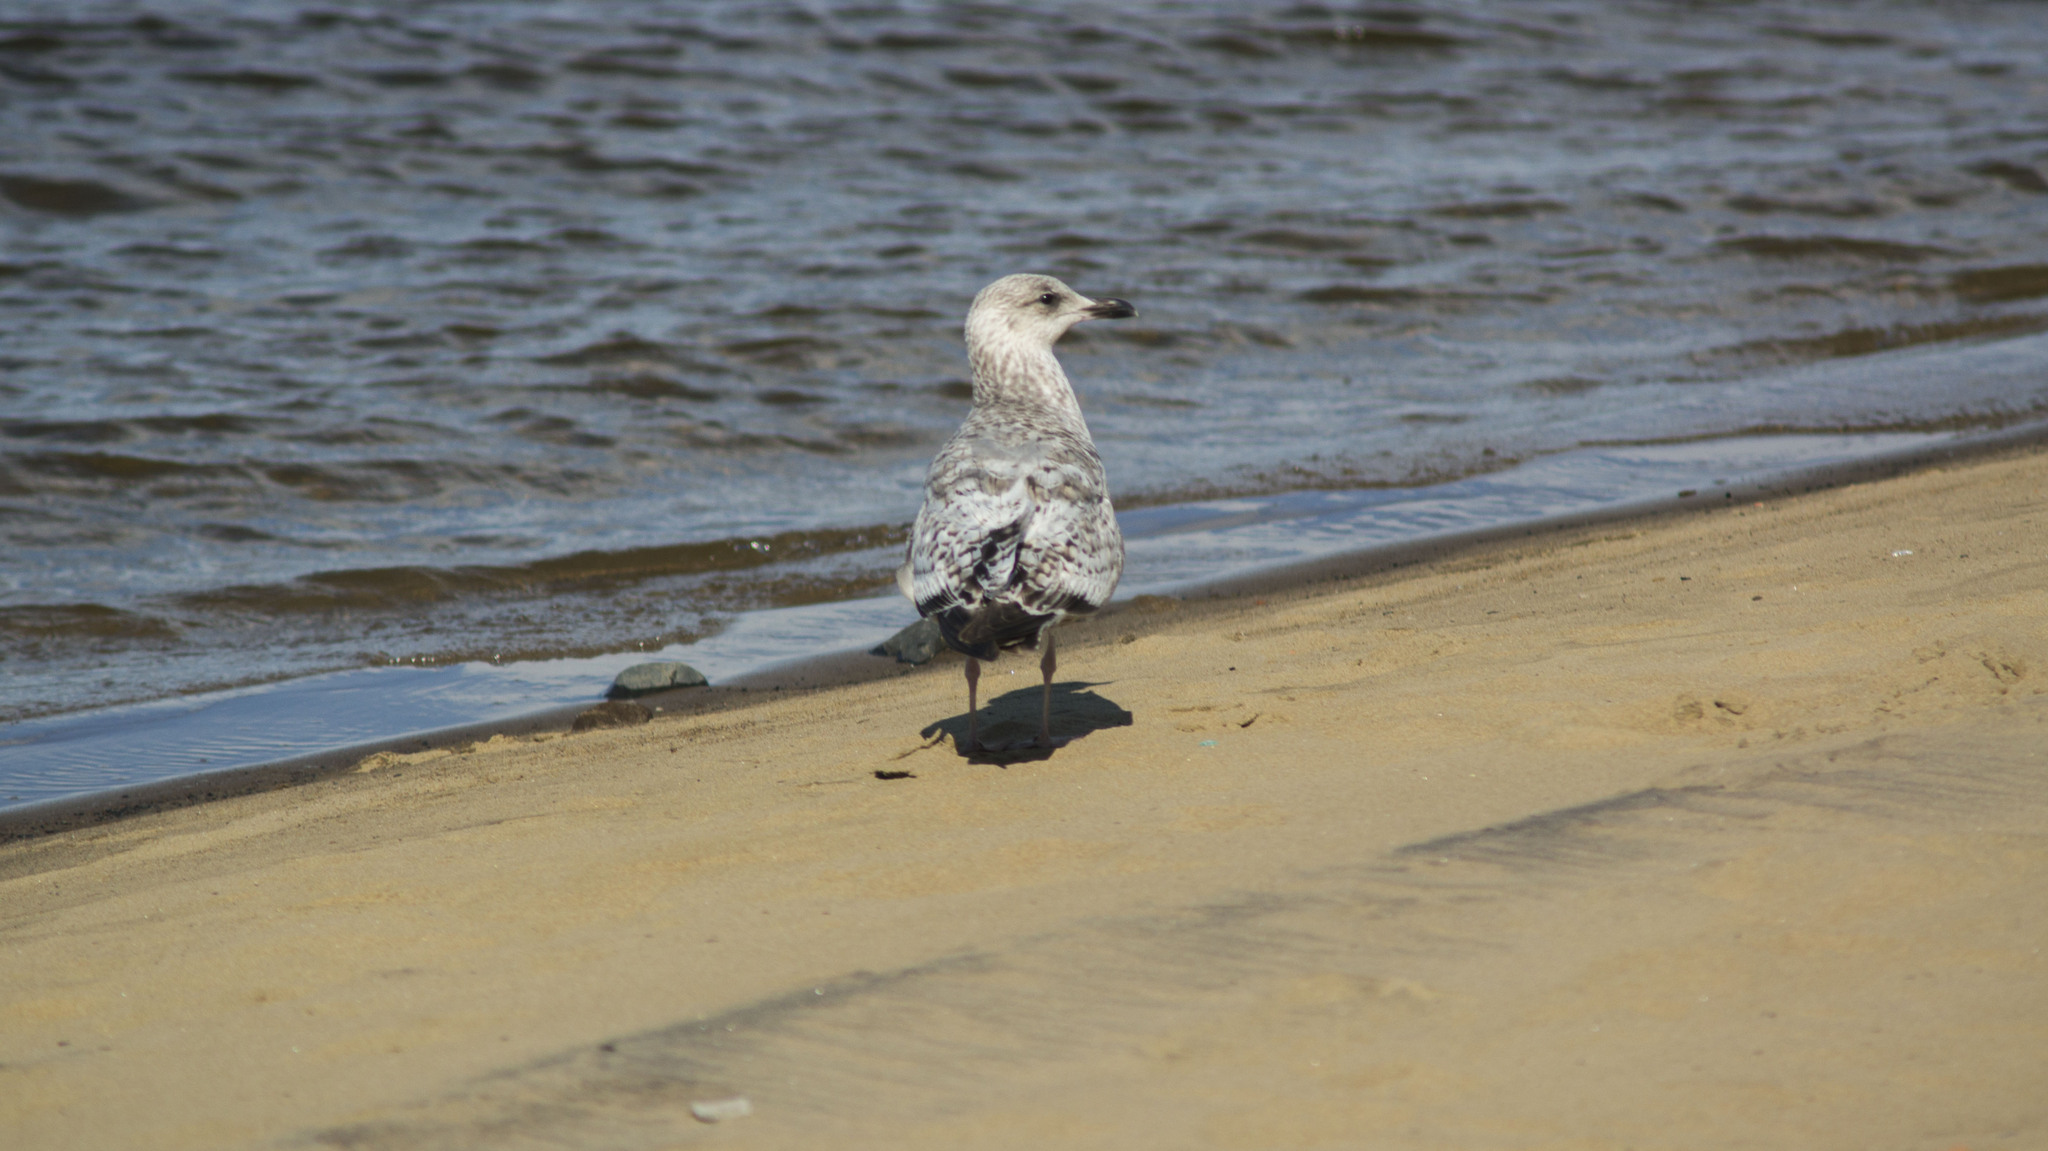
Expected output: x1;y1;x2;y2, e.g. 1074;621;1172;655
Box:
4;446;2045;1150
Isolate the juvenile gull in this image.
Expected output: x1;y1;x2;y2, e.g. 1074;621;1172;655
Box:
899;273;1136;751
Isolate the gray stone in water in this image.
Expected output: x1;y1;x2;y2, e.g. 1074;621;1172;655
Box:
873;617;945;665
607;660;709;699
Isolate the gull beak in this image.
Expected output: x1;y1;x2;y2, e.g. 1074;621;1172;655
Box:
1081;296;1137;321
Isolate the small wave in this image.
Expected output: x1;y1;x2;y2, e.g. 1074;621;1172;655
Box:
1698;314;2048;368
1724;194;1886;218
0;30;65;54
170;524;908;617
1237;228;1375;252
1521;376;1604;396
198;523;283;543
1964;160;2048;195
1714;235;1957;261
2;449;603;503
538;334;688;368
258;460;596;503
355;67;456;88
281;418;462;447
112;243;225;262
1579;409;2048;448
1952;264;2048;303
583;373;724;402
567;51;685;80
1428;198;1569;219
465;61;546;91
756;389;832;406
172;69;320;92
138;414;270;436
1762;25;1895;49
868;31;970;52
321;236;415;261
719;335;840;369
2;420;131;445
505;416;615;449
1297;285;1424;305
527;142;728;179
943;68;1049;92
0;172;154;216
13;450;240;483
1191;21;1469;56
1296;284;1555;308
454;237;551;255
0;603;182;648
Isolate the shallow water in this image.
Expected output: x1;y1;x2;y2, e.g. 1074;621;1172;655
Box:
0;426;2008;810
4;2;2047;756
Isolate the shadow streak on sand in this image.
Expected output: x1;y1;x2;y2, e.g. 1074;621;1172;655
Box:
917;680;1133;763
290;717;2048;1149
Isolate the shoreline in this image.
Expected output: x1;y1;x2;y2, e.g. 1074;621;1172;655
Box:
5;417;2046;844
2;438;2043;1148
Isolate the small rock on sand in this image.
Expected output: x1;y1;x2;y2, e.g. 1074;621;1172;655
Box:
873;617;944;665
689;1096;752;1123
606;660;708;699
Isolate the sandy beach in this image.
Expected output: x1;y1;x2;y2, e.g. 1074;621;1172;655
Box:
4;445;2044;1150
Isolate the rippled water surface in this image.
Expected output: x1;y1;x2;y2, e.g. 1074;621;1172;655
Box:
5;0;2048;728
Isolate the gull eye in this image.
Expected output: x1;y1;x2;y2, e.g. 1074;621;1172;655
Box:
1036;292;1060;307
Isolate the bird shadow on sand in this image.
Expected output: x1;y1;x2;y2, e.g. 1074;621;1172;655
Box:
919;681;1132;764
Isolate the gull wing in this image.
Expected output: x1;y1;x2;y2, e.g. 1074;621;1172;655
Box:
907;428;1124;658
907;435;1037;620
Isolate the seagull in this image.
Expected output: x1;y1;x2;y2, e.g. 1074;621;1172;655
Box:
899;273;1136;752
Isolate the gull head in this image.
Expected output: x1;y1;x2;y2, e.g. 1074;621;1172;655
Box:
965;273;1137;354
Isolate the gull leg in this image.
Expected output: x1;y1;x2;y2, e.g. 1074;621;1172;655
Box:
1036;632;1061;748
963;656;982;752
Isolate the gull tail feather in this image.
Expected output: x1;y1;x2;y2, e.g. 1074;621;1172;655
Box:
935;600;1055;661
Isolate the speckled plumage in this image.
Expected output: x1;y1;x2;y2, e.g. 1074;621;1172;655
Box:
899;274;1136;750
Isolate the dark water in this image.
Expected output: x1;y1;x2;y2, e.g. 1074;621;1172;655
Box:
5;2;2047;742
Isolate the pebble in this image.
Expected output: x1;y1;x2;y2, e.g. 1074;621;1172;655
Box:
607;660;709;699
872;617;944;665
689;1097;753;1123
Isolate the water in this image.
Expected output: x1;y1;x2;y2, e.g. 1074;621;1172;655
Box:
0;427;1989;809
4;1;2047;804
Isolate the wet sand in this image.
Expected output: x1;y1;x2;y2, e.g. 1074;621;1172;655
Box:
4;446;2045;1150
